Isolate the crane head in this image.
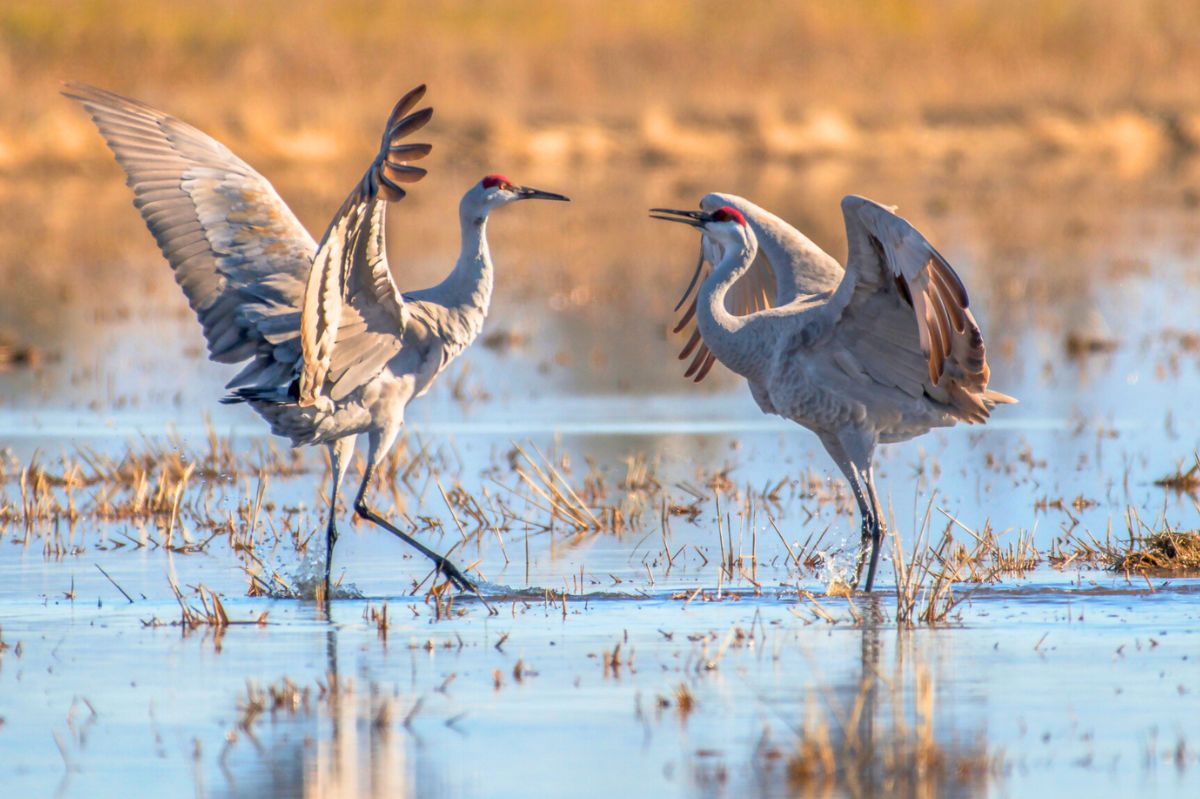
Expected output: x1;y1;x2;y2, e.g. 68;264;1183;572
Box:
472;173;570;206
711;207;747;226
482;173;513;190
650;205;754;263
649;205;747;229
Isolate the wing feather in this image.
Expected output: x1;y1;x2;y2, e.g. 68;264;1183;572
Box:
297;87;433;405
63;81;315;385
832;195;1015;421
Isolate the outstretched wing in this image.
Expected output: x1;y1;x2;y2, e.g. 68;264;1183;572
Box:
830;195;1014;421
62;82;315;389
298;86;433;405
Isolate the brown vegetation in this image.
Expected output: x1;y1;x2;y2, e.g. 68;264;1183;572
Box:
1109;530;1200;576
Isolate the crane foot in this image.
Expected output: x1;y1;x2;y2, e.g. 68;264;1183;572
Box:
435;556;475;593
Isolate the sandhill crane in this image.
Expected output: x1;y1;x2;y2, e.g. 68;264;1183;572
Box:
652;197;1015;592
64;82;569;598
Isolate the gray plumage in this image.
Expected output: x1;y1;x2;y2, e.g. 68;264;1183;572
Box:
61;83;313;391
65;82;568;597
656;195;1015;592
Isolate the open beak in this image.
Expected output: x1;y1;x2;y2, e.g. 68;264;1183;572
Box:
649;208;708;227
651;209;712;309
516;185;570;202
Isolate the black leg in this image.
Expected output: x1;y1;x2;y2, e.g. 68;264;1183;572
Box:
323;439;352;600
822;432;880;593
863;514;884;592
862;470;886;593
840;465;874;590
852;512;868;584
324;507;338;598
352;446;478;595
354;503;476;592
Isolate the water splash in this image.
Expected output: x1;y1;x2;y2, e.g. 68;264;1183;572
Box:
813;549;856;596
264;546;364;600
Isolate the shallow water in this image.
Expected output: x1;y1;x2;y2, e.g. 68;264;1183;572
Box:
2;164;1200;797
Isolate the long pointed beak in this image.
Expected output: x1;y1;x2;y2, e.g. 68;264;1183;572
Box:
649;208;706;227
516;186;570;202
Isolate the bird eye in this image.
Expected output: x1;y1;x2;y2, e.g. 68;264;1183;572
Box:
712;207;746;225
482;174;513;191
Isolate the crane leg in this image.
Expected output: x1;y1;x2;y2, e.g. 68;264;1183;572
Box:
861;466;886;593
323;435;357;599
353;429;477;594
822;430;882;591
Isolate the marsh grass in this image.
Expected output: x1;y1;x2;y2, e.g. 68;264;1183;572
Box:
1155;455;1200;495
7;411;1196;616
1038;504;1200;576
890;523;963;627
0;428;304;527
1109;529;1200;576
510;441;607;532
934;513;1041;581
235;672;351;734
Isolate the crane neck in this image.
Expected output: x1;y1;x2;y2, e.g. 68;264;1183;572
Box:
741;203;845;295
426;201;494;319
697;236;770;383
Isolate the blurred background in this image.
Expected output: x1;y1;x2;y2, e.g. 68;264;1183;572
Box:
3;0;1200;405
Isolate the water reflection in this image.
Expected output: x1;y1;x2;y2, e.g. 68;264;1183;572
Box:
211;608;997;799
689;603;996;799
214;627;413;799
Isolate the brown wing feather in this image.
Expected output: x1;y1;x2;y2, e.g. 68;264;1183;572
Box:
678;327;704;360
693;351;718;382
839;195;1015;422
335;86;433;209
683;346;710;380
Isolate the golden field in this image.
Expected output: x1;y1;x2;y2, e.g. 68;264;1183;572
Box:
1;0;1199;172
